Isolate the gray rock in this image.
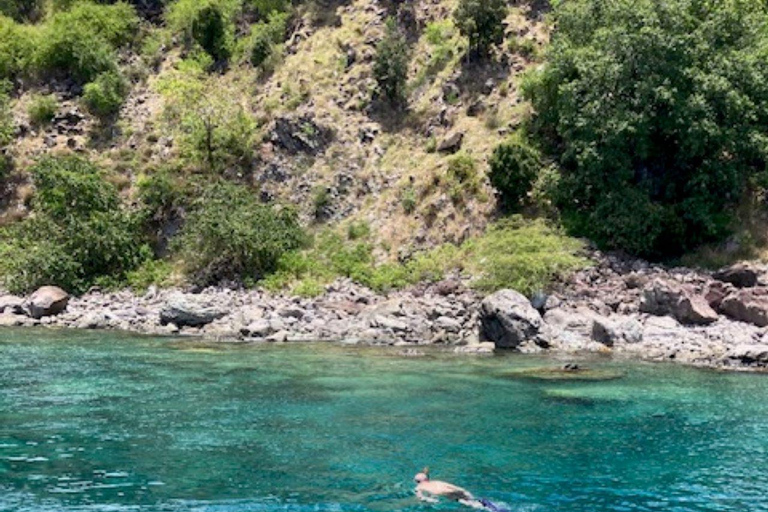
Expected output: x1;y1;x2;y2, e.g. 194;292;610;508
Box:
713;263;760;288
480;290;542;349
271;116;334;155
720;288;768;327
437;131;464;153
435;316;461;333
640;280;718;325
725;344;768;366
374;315;408;332
0;295;24;315
159;295;227;327
25;286;70;319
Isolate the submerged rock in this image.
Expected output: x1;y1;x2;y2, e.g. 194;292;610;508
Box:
25;286;70;319
502;366;624;382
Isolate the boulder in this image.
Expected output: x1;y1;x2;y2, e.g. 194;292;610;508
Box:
437;131;464;153
720;288;768;327
25;286;70;319
480;290;542;349
0;295;24;315
640;280;718;325
159;295;227;328
713;263;760;288
271;116;334;155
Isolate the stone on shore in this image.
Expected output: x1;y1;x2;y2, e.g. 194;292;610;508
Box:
720;288;768;327
640;279;718;325
0;295;24;315
713;263;760;288
480;289;542;349
159;294;227;327
25;286;70;319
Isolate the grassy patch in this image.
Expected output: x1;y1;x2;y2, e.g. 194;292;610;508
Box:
263;216;589;297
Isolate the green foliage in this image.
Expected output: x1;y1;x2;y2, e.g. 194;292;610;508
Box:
0;81;14;147
167;0;239;63
525;0;768;258
246;11;288;68
264;217;588;296
489;134;540;211
27;94;58;127
0;15;37;80
0;156;147;294
454;0;506;57
34;1;139;83
373;17;409;105
0;0;45;22
83;70;128;118
124;258;175;292
401;184;417;213
245;0;289;18
312;186;331;221
462;217;588;295
445;153;482;205
347;220;371;240
173;181;306;286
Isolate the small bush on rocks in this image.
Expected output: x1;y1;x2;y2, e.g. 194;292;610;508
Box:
83;70;128;118
167;0;239;63
27;94;58;127
173;181;307;286
454;0;506;58
489;133;540;211
373;17;409;105
34;1;139;83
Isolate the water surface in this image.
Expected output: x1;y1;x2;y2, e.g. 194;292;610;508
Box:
1;328;767;512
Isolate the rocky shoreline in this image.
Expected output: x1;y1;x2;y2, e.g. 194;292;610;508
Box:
2;255;768;371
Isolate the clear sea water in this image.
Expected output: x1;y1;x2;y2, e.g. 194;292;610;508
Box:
1;328;767;512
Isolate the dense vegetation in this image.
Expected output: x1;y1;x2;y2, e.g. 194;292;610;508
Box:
5;0;768;298
521;0;768;258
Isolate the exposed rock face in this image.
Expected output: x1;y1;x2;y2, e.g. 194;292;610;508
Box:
480;290;542;349
640;279;718;325
271;116;334;155
25;287;70;319
713;263;760;288
720;288;768;327
159;295;227;328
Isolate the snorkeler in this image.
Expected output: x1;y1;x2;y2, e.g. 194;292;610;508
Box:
413;468;508;512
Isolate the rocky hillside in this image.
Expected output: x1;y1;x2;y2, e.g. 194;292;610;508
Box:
2;0;546;253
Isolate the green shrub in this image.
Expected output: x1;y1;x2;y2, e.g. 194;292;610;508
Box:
173;181;306;285
83;70;128;118
247;12;288;68
0;0;45;22
0;15;37;80
0;156;147;294
27;94;58;127
245;0;289;18
454;0;506;57
525;0;768;258
489;134;540;211
0;81;13;147
463;217;588;295
401;185;417;213
445;153;482;205
180;101;256;172
167;0;239;63
373;17;409;105
34;2;139;83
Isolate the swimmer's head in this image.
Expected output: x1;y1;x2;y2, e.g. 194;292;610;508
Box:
414;467;430;483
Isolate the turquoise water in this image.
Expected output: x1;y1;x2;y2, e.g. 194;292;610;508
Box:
1;329;768;512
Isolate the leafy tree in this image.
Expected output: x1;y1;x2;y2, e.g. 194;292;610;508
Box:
0;156;147;294
173;181;306;285
525;0;768;258
373;17;409;105
489;134;541;211
0;15;37;80
247;11;289;68
454;0;506;58
0;0;45;22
